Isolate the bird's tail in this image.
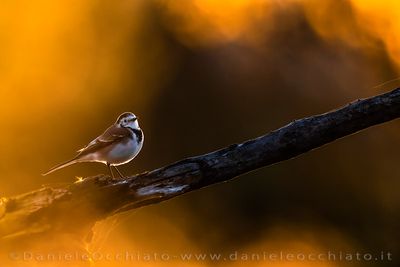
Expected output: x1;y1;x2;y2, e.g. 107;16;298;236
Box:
42;157;79;176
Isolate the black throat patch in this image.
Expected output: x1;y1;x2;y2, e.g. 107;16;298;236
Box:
131;128;143;144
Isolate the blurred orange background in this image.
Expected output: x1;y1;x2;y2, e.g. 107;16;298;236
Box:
0;0;399;266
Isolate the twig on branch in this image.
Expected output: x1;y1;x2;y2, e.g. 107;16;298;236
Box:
1;88;400;241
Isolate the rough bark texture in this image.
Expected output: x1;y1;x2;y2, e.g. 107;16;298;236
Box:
1;88;400;242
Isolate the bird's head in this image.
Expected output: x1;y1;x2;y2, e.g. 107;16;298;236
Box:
116;112;140;130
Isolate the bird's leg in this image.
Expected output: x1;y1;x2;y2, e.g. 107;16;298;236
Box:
113;166;125;178
107;163;115;179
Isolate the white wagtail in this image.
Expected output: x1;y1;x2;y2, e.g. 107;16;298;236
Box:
43;112;144;178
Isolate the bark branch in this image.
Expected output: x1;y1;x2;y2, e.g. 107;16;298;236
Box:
1;88;400;241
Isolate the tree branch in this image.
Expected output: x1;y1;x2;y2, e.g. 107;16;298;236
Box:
1;88;400;241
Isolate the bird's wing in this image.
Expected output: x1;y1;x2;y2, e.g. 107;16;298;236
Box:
77;125;130;155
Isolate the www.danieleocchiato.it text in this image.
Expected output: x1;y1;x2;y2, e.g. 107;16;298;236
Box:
8;250;393;262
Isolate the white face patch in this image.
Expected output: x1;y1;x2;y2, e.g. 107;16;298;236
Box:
126;119;139;129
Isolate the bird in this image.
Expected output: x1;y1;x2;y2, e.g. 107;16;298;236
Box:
43;112;144;178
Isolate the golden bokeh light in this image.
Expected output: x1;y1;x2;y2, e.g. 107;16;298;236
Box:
158;0;271;46
159;0;400;70
350;0;400;65
301;0;400;67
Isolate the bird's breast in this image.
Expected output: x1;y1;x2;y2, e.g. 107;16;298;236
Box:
108;137;142;165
